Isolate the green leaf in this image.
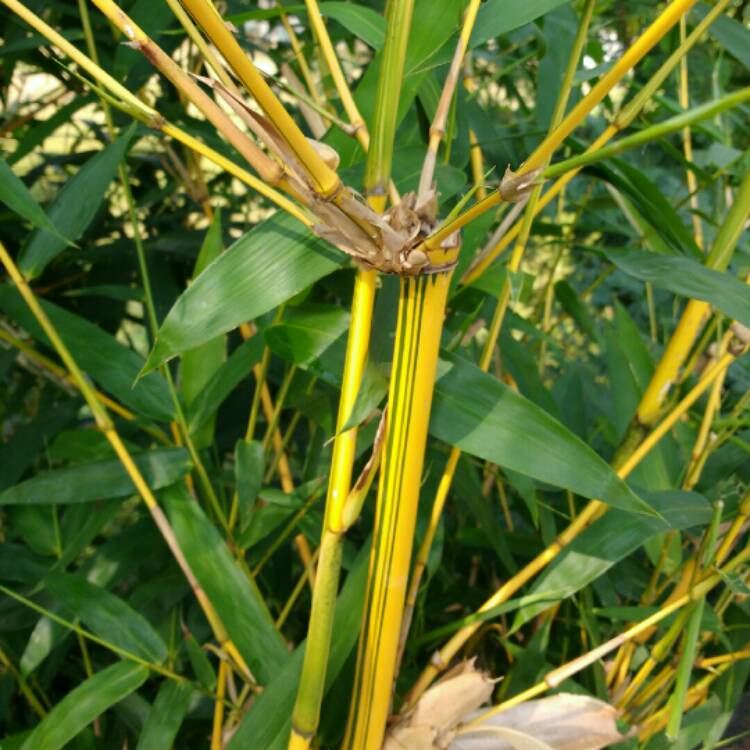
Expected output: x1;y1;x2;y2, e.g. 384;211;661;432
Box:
235;440;264;532
265;304;351;365
512;490;712;630
144;213;343;372
700;2;750;71
320;2;385;49
0;285;174;421
45;573;168;663
431;355;657;516
135;681;194;750
181;211;227;447
0;448;191;505
224;539;370;750
0;157;65;239
19;127;135;279
471;0;570;48
20;661;148;750
186;337;264;434
609;250;750;328
161;484;289;685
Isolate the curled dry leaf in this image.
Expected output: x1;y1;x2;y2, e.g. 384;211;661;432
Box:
384;661;627;750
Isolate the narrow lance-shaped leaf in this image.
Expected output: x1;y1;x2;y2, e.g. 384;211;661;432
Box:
161;484;289;684
0;284;174;421
45;573;168;664
135;680;195;750
19;125;136;279
21;661;148;750
144;212;343;373
0;447;191;506
0;157;66;239
608;249;750;328
430;355;657;516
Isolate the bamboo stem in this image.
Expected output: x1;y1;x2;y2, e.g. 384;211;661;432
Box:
343;269;456;750
461;0;732;284
178;0;340;196
0;0;309;223
404;349;738;705
0;239;253;683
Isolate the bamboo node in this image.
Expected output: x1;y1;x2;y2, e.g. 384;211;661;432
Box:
499;166;543;202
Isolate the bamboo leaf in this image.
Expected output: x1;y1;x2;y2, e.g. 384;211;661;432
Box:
320;2;385;49
20;661;148;750
45;573;168;664
608;249;750;327
431;355;656;516
0;285;175;421
135;681;194;750
186;337;264;433
161;484;289;685
0;157;65;239
471;0;570;48
512;490;712;630
144;213;342;373
264;304;351;365
0;448;190;505
18;126;136;279
235;439;264;532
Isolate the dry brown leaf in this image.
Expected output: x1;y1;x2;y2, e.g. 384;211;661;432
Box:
384;662;627;750
453;694;628;750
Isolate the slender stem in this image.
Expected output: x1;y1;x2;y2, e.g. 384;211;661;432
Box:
344;269;456;750
404;350;738;706
417;0;482;198
679;15;704;250
460;0;732;284
363;0;415;197
541;87;750;181
178;0;340;196
396;0;594;675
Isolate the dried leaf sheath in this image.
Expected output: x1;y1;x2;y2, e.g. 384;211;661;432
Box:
344;265;456;750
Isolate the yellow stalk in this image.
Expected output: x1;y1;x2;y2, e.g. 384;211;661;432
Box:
679;16;704;250
405;350;737;705
417;0;482;198
683;332;732;489
697;649;750;669
464;70;487;201
638;167;750;425
164;0;236;90
211;659;229;750
343;267;457;750
1;0;309;223
178;0;340;196
303;0;368;147
462;0;732;285
288;269;377;750
0;239;253;682
425;0;700;250
467;540;750;728
398;0;594;674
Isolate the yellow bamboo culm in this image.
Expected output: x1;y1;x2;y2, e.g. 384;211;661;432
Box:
177;0;340;196
343;268;456;750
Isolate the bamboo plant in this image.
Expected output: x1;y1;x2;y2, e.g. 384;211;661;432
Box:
1;1;750;749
